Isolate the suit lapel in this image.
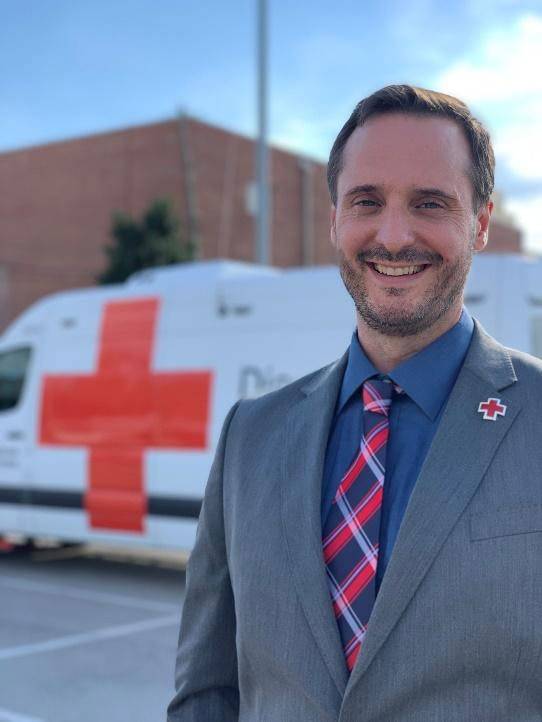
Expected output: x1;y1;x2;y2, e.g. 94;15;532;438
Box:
346;322;521;692
281;351;350;697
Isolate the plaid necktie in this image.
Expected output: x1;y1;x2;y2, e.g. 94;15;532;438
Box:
322;377;396;672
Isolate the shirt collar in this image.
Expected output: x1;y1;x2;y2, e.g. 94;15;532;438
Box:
338;308;474;421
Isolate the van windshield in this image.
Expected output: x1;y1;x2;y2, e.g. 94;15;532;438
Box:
0;346;32;411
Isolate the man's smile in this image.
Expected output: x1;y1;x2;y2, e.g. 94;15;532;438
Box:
370;262;429;277
364;261;432;284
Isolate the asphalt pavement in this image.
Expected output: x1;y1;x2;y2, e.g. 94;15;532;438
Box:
0;543;186;722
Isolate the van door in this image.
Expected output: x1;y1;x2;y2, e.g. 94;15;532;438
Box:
0;345;33;534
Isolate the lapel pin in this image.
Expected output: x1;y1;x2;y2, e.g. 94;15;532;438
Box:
478;397;507;421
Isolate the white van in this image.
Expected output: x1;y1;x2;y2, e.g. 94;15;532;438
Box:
0;254;541;551
0;261;353;551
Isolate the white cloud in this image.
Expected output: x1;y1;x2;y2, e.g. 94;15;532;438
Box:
267;31;365;161
495;101;542;180
436;13;542;255
436;14;542;181
438;14;542;104
271;116;330;161
507;195;542;254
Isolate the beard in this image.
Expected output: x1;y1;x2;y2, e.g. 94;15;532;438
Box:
338;242;474;338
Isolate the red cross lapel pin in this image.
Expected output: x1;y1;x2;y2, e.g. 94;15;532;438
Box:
478;397;507;421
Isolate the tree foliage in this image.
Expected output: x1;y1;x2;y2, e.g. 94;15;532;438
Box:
98;198;195;284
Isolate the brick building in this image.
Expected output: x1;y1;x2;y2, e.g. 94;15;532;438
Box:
0;117;523;332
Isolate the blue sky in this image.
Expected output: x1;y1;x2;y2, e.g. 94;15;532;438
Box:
2;0;542;251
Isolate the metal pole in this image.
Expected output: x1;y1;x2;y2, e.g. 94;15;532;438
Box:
256;0;270;264
178;112;200;259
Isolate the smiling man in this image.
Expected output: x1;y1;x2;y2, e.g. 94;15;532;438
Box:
331;107;491;370
167;86;542;721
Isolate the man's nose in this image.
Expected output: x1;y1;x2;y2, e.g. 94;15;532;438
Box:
373;207;415;252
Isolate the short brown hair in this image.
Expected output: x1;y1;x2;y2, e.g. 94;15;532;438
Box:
327;84;495;210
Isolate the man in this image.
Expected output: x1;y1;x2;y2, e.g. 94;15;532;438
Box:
167;85;542;721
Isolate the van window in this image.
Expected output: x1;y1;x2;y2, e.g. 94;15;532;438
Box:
0;347;32;411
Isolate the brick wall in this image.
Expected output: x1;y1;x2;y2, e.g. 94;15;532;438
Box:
0;117;522;332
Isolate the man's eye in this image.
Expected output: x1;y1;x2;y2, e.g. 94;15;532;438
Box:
354;199;377;207
418;201;443;209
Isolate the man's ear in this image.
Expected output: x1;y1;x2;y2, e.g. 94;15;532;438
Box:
474;200;493;252
330;205;337;248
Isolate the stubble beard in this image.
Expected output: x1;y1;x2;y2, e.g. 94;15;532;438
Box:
338;243;475;338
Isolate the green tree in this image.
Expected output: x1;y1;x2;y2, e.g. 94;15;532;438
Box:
98;198;195;284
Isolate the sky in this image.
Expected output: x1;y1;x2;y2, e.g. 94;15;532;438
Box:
2;0;542;252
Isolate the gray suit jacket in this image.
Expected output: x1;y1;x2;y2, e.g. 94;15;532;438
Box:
167;321;542;721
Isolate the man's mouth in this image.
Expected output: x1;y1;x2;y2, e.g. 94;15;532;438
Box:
369;262;429;277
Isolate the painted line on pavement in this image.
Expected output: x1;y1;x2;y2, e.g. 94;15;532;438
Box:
0;706;46;722
0;575;179;613
0;614;179;661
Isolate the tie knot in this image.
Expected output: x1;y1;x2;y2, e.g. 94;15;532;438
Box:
362;378;397;416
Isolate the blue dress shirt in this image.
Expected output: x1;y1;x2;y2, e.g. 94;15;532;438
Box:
322;309;474;593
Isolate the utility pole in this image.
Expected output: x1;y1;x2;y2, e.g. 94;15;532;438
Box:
256;0;270;264
178;112;200;259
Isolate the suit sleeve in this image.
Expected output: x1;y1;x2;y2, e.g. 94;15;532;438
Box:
166;401;241;721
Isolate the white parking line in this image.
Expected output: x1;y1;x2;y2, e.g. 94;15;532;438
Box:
0;614;179;661
0;575;179;613
0;706;45;722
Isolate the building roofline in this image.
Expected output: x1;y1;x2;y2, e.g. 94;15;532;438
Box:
0;113;327;166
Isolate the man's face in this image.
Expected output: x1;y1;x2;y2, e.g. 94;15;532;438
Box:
331;113;492;337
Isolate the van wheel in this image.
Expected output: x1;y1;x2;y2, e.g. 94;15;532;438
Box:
0;537;37;553
0;536;15;552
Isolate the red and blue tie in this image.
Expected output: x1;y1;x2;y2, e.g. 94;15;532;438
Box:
322;378;395;672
